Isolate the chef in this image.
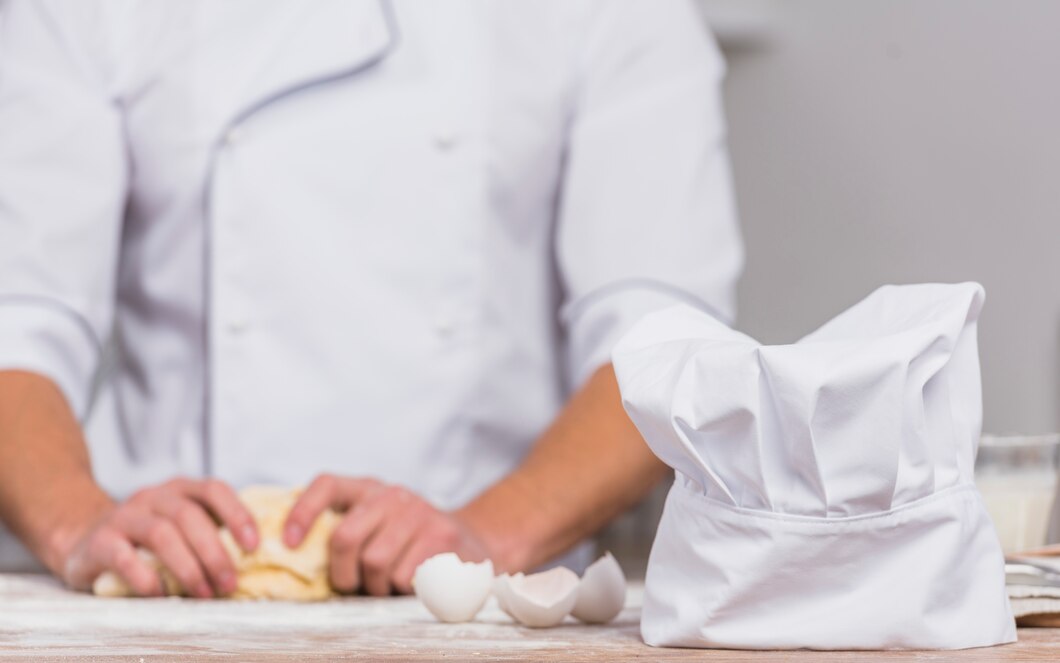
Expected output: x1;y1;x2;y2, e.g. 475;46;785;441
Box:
0;0;741;598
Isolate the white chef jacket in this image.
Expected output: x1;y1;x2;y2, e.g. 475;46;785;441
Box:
0;0;741;560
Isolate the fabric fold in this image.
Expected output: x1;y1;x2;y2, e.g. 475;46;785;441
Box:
613;282;1014;650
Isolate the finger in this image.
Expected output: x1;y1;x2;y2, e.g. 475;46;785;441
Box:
185;479;259;552
360;502;426;597
106;537;166;597
328;490;395;593
392;537;439;596
285;475;381;547
392;513;468;595
154;496;239;595
117;508;213;599
65;525;160;596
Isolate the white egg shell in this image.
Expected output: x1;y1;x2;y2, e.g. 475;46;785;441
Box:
413;553;494;623
493;572;523;619
571;552;627;624
504;566;580;628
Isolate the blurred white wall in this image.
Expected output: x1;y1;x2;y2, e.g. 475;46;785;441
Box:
702;0;1060;434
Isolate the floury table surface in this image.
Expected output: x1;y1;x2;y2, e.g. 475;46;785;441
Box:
0;574;1057;661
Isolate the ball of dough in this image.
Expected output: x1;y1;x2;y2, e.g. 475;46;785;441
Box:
220;485;340;600
93;485;340;601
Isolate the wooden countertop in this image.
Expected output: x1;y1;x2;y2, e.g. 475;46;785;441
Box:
0;574;1057;661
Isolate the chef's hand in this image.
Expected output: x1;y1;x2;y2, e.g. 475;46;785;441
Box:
285;474;489;596
61;478;259;598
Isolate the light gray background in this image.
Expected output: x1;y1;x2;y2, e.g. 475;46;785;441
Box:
704;0;1059;434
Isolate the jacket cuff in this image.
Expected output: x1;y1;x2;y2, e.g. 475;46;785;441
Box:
561;280;733;390
0;299;101;418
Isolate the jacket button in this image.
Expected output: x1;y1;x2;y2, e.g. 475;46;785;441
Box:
433;318;455;337
223;126;245;146
433;130;458;151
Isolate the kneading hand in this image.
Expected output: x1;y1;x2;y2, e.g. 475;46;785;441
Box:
62;478;259;598
284;474;489;596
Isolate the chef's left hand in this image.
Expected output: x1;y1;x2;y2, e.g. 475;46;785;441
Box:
283;474;489;596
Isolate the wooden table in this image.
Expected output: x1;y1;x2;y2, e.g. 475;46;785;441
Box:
0;574;1057;661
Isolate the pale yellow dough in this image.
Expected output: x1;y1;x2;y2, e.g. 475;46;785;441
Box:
93;486;340;600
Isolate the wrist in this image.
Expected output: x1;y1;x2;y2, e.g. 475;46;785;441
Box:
453;484;539;573
452;506;517;572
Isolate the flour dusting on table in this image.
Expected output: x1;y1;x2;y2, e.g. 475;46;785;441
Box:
0;574;643;657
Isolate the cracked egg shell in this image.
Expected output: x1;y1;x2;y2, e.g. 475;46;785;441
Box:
413;553;494;623
493;572;524;619
503;566;580;628
571;552;626;624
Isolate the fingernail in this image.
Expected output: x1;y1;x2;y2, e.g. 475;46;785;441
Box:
241;524;259;550
195;582;213;599
218;571;236;593
284;523;303;547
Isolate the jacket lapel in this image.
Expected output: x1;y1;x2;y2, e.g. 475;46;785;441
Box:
218;0;398;134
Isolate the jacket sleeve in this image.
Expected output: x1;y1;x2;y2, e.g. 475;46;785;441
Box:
556;0;743;389
0;0;127;417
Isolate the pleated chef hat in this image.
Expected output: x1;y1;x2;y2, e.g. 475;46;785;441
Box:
612;283;1015;650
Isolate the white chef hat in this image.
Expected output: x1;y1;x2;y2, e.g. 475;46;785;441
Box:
613;283;1015;650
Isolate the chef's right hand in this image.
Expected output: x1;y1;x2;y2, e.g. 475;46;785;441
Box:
60;478;259;598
